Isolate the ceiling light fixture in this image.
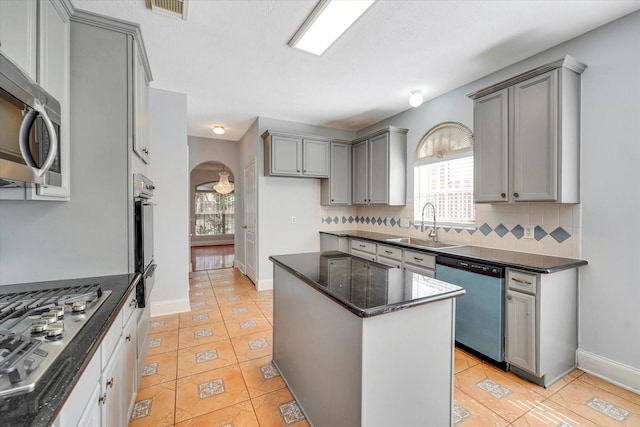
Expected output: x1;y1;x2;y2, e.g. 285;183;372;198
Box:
289;0;376;56
213;125;226;135
409;89;424;108
214;169;234;194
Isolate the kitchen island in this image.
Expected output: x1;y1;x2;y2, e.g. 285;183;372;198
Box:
269;251;465;427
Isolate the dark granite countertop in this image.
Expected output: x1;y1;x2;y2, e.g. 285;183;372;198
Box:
270;251;465;317
0;273;140;427
320;230;587;273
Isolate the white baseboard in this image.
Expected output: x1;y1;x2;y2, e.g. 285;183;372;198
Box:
257;278;273;292
235;260;245;274
577;348;640;394
150;297;191;317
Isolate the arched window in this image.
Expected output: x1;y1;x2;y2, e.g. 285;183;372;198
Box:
413;122;475;227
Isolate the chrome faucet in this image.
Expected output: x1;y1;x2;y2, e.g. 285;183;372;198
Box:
421;202;438;241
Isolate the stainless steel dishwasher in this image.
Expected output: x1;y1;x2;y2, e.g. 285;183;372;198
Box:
436;256;506;366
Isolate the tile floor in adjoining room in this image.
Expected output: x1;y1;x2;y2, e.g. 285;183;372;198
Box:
129;267;640;426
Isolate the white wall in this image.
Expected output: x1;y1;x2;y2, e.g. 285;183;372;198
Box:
355;11;640;389
254;117;357;288
147;88;190;316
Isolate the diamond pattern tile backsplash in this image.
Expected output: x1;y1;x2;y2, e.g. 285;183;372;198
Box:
320;202;580;258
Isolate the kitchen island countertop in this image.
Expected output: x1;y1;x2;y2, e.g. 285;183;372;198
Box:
269;251;465;317
321;230;587;273
0;273;139;427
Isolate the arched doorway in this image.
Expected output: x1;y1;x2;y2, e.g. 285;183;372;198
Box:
190;161;235;271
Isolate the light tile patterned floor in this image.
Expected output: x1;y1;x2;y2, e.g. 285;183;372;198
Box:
129;267;640;426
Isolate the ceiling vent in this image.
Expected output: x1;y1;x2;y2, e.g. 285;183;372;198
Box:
146;0;188;20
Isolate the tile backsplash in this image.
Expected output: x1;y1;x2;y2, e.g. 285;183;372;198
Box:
320;201;581;259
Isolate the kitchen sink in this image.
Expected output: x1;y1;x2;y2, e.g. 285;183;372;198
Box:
385;237;463;249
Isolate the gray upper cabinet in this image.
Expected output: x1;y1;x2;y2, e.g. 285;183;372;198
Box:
0;0;73;200
352;127;407;206
321;142;351;205
470;56;586;203
263;131;330;178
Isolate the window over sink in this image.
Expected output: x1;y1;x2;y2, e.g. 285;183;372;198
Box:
413;122;475;228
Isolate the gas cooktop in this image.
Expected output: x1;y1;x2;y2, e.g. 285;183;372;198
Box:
0;284;110;397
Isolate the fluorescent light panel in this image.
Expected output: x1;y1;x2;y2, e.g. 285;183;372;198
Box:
290;0;376;55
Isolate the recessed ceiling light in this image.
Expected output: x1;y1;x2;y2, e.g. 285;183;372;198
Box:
289;0;376;56
213;125;226;135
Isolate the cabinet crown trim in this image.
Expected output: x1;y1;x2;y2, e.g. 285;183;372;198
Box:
353;126;408;144
71;10;153;81
467;55;586;100
261;130;350;144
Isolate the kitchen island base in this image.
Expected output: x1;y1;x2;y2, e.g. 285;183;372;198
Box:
272;262;458;427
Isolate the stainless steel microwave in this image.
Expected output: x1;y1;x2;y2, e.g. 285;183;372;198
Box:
0;52;62;187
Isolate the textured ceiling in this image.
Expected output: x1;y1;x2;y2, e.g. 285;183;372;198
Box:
73;0;640;141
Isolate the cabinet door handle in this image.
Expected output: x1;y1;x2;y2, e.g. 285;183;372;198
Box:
501;193;506;198
512;278;533;285
130;298;138;308
126;333;132;342
107;377;114;388
514;192;520;198
506;295;512;300
99;392;108;405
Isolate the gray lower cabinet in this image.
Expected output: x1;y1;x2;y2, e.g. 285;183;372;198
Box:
403;249;436;278
54;289;141;427
470;56;586;203
262;131;330;177
352;127;407;206
319;233;349;252
505;268;578;387
320;142;351;205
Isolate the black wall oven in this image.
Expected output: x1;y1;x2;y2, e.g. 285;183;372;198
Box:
134;173;156;308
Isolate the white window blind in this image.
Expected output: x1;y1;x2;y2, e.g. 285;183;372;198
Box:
414;155;475;227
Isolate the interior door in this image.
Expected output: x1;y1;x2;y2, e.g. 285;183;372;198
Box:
244;158;258;285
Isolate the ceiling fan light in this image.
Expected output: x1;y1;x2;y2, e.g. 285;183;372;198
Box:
409;90;423;107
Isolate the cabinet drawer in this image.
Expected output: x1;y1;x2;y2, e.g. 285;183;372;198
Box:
122;290;139;323
101;308;123;369
377;244;402;261
350;239;376;254
377;255;402;269
507;270;537;294
403;250;436;270
405;264;436;278
351;248;376;262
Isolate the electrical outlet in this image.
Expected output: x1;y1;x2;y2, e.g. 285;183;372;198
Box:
291;216;297;224
523;225;534;239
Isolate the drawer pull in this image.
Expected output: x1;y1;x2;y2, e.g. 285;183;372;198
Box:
413;257;423;262
359;244;366;248
385;250;393;254
512;278;532;285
